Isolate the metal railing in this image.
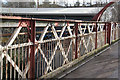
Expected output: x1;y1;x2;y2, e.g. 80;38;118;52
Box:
0;15;120;79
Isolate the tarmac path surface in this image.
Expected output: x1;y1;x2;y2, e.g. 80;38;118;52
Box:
62;41;120;79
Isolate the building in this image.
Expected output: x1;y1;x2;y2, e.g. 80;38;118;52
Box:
2;0;35;8
39;0;63;8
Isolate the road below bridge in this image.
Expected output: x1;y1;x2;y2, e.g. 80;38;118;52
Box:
59;41;120;79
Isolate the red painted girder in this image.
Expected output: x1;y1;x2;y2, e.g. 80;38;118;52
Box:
92;2;114;21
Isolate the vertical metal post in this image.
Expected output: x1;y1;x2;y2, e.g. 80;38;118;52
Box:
105;23;107;44
95;22;97;49
114;23;116;40
75;23;78;59
30;20;35;79
107;23;111;45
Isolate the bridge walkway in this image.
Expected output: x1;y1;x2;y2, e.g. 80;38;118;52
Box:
58;41;119;79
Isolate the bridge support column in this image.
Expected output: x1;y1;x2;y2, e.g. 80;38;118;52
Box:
107;23;111;45
30;20;35;79
75;23;78;59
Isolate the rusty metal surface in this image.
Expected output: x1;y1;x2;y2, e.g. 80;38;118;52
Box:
0;13;120;79
0;1;119;79
1;15;115;23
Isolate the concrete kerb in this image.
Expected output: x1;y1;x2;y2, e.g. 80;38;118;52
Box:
40;38;119;79
111;38;120;45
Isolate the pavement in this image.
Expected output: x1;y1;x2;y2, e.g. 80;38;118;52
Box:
59;41;120;79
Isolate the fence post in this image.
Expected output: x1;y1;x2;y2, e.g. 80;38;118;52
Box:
107;23;111;45
30;20;35;79
75;23;78;59
95;22;97;49
105;23;107;44
114;23;116;40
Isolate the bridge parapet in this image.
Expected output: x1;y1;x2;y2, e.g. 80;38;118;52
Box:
0;16;120;79
1;7;103;15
